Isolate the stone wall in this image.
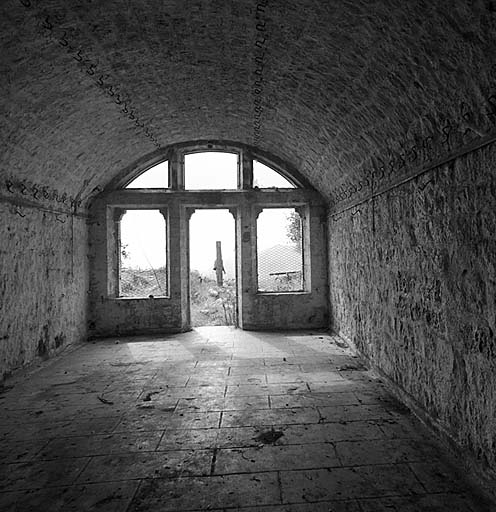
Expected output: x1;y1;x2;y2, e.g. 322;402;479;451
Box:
0;204;88;381
329;143;496;477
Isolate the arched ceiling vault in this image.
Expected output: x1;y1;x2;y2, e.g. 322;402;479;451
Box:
1;0;496;207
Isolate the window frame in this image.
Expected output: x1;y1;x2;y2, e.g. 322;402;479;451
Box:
252;159;298;189
108;206;170;300
182;150;240;191
124;160;170;189
102;143;318;301
254;203;310;295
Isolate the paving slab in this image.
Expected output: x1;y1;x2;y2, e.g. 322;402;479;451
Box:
0;481;139;512
275;421;386;444
280;464;425;502
38;431;164;458
221;407;321;427
128;473;281;511
214;443;340;474
0;457;90;492
77;449;213;482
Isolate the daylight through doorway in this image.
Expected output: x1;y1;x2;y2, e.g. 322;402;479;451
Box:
189;209;236;327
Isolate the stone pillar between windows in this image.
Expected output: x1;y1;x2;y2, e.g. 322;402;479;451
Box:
236;200;258;328
180;207;197;329
158;208;169;296
241;151;253;189
110;207;125;298
169;148;183;190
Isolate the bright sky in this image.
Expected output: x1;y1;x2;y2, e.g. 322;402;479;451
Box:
120;210;167;269
121;154;296;277
190;210;235;278
125;160;169;188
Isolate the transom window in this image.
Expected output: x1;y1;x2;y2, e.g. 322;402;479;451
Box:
125;160;169;188
120;151;301;191
185;152;238;190
253;160;295;188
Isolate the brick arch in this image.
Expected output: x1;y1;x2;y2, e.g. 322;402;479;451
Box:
1;1;496;206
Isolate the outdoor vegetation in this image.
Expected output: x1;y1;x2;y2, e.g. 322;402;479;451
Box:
120;266;168;298
190;270;237;326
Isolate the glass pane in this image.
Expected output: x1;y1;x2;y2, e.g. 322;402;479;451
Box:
185;152;238;190
253;160;295;188
257;208;303;292
126;161;168;188
119;210;167;297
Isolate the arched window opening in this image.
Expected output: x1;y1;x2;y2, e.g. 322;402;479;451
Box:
125;160;169;188
184;152;238;190
257;207;304;292
253;160;296;188
119;209;168;298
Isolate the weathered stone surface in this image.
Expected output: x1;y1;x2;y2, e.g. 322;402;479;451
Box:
0;203;88;381
329;143;496;478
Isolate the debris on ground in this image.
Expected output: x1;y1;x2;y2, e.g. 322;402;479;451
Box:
143;391;160;401
109;362;147;367
338;363;366;371
332;337;349;349
136;403;155;410
93;494;122;507
253;429;284;444
97;396;114;405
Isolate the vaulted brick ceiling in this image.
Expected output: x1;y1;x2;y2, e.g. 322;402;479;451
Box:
1;0;496;203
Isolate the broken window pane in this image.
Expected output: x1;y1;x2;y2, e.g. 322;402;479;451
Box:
185;152;238;190
126;161;169;188
257;208;303;292
253;160;295;188
119;210;168;297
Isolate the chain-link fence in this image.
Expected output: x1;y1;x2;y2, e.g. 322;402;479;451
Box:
257;244;303;292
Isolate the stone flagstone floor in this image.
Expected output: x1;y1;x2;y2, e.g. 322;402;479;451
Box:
0;327;492;511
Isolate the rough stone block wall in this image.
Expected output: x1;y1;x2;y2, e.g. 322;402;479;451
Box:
90;298;183;338
0;205;88;381
329;144;496;476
